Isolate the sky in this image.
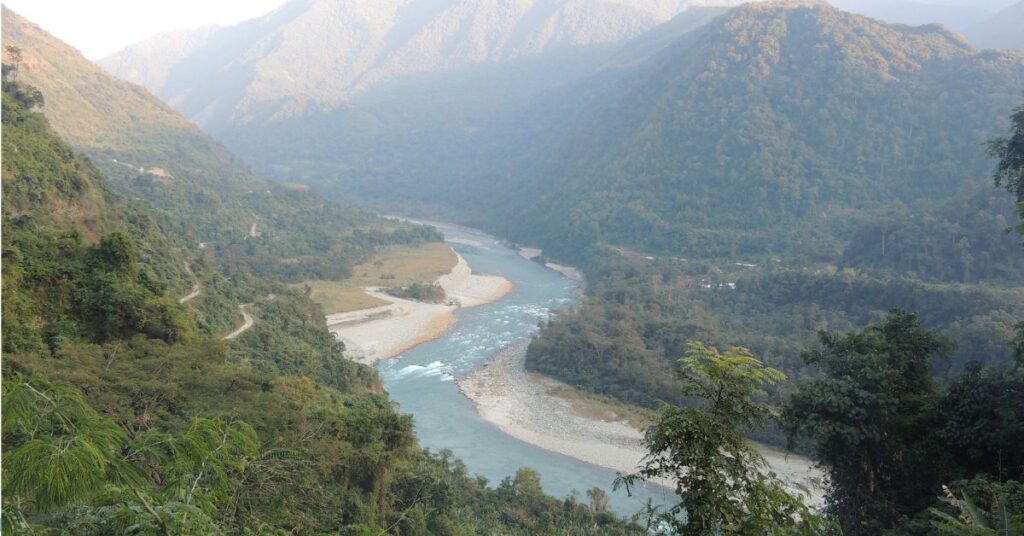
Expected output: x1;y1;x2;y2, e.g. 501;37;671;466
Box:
3;0;288;59
4;0;1020;60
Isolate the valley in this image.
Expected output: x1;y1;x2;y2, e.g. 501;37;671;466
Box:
311;222;824;514
4;0;1024;534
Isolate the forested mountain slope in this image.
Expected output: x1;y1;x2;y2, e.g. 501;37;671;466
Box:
491;1;1024;261
2;7;441;284
2;83;195;352
231;2;1024;265
1;7;242;191
93;2;1024;267
501;3;1024;452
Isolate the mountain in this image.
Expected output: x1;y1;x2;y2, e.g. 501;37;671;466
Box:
500;5;1024;473
2;80;197;350
2;6;442;284
483;1;1024;260
93;24;219;93
96;1;1024;265
1;7;238;186
100;0;753;129
964;1;1024;50
97;0;755;224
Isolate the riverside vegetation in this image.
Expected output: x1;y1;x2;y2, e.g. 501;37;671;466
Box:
559;100;1024;533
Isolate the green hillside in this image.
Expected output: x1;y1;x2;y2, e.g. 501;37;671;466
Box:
2;80;195;353
0;45;639;536
514;3;1024;450
1;6;439;284
494;2;1024;261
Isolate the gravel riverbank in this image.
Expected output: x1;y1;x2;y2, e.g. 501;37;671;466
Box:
329;250;512;365
458;340;824;504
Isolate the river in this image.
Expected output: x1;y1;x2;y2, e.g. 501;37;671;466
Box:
376;224;673;517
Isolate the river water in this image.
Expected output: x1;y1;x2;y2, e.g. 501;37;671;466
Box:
376;225;673;518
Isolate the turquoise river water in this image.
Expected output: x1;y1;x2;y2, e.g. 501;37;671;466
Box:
376;225;672;518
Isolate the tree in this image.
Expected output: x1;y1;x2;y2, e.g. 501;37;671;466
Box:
989;100;1024;371
618;341;827;534
4;46;22;80
937;363;1024;482
2;374;141;528
2;373;267;534
510;468;544;500
784;310;954;535
989;101;1024;228
91;231;137;272
587;487;609;514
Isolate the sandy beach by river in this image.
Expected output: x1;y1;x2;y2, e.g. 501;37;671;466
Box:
328;250;512;365
457;341;825;505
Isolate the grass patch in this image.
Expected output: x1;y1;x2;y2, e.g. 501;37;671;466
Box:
350;242;457;287
301;282;389;314
300;242;458;314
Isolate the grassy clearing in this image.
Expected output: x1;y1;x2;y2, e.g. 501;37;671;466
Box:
300;242;458;314
350;242;457;287
301;282;390;314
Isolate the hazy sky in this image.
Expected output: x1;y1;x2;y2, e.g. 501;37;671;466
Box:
5;0;1021;60
3;0;288;59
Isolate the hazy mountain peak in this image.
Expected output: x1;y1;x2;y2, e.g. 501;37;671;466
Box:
1;7;201;151
964;0;1024;50
699;1;976;81
100;0;754;127
94;25;220;92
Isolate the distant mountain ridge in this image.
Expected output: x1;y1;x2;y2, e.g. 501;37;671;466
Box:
100;0;754;128
487;1;1024;259
98;24;220;93
91;0;1024;264
965;1;1024;50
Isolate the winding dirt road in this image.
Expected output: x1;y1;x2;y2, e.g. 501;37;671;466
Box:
222;304;254;340
178;284;201;304
178;262;202;303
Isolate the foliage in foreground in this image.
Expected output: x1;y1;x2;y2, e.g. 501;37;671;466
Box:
785;311;1024;536
989;100;1024;231
617;341;828;534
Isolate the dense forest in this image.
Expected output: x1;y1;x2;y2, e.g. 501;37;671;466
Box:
625;308;1024;534
0;73;638;534
264;4;1024;270
526;250;1022;420
511;3;1024;447
490;4;1023;263
605;103;1024;534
